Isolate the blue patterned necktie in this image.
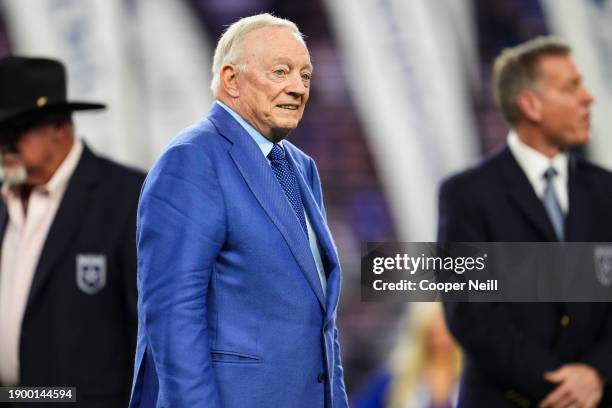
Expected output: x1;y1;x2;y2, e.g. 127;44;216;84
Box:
542;167;564;241
268;144;309;238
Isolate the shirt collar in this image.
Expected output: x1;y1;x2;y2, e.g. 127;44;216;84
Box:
216;100;282;158
507;130;568;185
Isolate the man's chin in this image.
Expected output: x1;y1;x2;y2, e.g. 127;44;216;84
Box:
268;126;296;143
571;132;590;147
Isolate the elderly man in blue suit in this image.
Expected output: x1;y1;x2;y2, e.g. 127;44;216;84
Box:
129;13;348;408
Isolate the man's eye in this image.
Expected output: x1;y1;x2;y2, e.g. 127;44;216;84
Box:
301;73;312;81
563;82;579;92
274;69;286;76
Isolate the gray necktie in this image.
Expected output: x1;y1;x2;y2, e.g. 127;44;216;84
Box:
542;167;564;241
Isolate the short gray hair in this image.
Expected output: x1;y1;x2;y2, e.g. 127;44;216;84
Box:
493;36;571;125
210;13;304;94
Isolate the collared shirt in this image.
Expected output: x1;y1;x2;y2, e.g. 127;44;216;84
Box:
0;138;83;385
507;131;569;214
217;101;327;295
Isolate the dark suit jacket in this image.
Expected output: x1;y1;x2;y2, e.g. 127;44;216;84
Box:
437;146;612;408
0;144;145;408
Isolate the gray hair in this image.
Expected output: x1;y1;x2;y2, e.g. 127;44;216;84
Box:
493;36;571;125
210;13;304;94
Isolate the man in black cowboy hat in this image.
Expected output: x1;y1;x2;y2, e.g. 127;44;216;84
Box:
0;56;144;407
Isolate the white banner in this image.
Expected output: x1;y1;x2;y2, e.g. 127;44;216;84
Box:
324;0;479;240
1;0;140;166
541;0;612;170
130;0;213;164
0;0;213;169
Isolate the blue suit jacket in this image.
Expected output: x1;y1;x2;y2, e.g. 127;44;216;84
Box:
129;103;348;408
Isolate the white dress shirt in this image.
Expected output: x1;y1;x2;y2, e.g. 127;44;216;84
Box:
0;139;83;385
507;131;569;214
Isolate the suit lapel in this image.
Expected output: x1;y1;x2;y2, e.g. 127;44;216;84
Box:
565;155;590;241
27;145;99;306
499;148;558;241
209;105;326;309
564;156;595;318
0;203;7;238
286;149;341;314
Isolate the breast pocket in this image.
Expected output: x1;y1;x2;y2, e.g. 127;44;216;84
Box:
211;350;262;365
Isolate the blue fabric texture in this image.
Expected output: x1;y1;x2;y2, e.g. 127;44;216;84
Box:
129;103;348;408
268;143;309;237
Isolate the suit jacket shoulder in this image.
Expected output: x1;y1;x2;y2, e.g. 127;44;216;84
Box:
90;150;146;189
570;154;612;197
438;147;512;242
440;147;509;200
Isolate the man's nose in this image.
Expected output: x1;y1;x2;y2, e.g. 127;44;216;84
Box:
285;73;307;97
582;86;594;105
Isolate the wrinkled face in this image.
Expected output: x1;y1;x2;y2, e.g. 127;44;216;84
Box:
233;27;312;142
533;54;593;149
0;124;58;186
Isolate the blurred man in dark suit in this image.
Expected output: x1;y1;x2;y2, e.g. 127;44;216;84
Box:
438;37;612;408
0;56;144;407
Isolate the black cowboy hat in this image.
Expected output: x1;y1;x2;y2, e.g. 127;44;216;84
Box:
0;56;105;135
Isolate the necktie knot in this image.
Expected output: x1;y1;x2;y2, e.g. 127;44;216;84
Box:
268;144;285;161
543;167;557;181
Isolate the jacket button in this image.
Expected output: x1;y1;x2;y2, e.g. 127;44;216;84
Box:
560;315;570;327
317;372;327;383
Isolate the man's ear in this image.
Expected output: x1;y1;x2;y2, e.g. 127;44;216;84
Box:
516;89;543;123
220;64;240;98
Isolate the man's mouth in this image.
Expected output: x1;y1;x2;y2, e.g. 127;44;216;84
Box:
277;104;299;111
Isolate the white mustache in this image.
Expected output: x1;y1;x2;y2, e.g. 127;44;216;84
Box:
0;154;28;186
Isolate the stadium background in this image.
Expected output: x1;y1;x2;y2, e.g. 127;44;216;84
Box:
1;0;611;402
